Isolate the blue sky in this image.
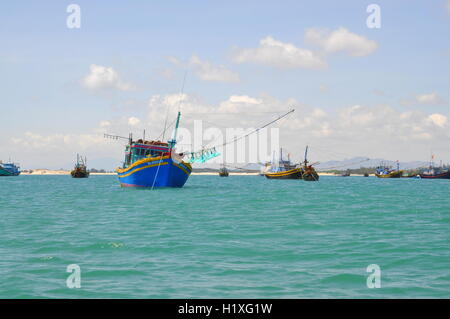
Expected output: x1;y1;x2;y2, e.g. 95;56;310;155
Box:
1;1;450;169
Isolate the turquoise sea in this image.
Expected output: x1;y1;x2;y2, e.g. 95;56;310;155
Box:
0;175;449;298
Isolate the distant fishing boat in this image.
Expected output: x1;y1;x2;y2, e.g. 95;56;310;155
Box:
0;161;20;176
301;146;319;181
420;170;450;179
375;161;402;178
264;148;302;179
401;171;420;178
71;154;89;178
419;156;450;179
340;170;350;177
364;173;369;177
219;165;229;177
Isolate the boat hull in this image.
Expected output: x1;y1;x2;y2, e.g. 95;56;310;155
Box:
419;171;450;179
116;156;191;188
303;172;319;181
265;168;302;179
0;166;20;176
375;171;402;178
71;170;89;178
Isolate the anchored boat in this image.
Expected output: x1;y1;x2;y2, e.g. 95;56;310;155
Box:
0;161;20;176
113;112;192;188
264;148;302;179
301;146;319;181
420;170;450;179
339;170;351;177
218;166;229;177
419;157;450;179
71;154;89;178
375;161;402;178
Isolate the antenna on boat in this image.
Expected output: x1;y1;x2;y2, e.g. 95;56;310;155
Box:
304;145;309;165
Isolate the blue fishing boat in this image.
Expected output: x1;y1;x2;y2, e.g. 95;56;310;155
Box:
114;112;192;188
0;161;21;176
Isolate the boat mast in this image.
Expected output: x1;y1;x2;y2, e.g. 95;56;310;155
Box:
304;145;309;166
168;111;181;151
280;148;283;166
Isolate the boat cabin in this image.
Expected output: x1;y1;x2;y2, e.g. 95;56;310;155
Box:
124;139;170;167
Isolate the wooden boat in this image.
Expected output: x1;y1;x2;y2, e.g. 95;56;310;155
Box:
264;148;302;179
340;170;350;177
375;162;402;178
418;156;450;179
265;168;303;179
420;171;450;179
375;171;402;178
301;146;319;181
302;166;319;181
401;171;420;178
219;166;229;177
71;154;89;178
113;113;192;188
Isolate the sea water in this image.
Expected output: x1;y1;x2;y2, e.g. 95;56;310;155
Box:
0;175;449;298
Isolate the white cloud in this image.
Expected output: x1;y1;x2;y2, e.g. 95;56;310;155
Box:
128;117;141;126
232;36;327;69
82;64;134;91
305;27;378;56
167;55;240;82
189;55;240;82
416;92;446;105
428;113;447;127
401;92;447;106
